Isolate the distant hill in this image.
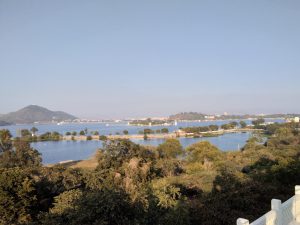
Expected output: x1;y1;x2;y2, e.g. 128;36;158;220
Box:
0;105;77;124
0;121;12;126
169;112;207;120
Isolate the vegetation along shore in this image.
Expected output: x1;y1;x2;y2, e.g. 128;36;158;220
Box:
10;119;268;143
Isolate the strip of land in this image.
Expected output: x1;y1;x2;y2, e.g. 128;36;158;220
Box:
61;128;262;141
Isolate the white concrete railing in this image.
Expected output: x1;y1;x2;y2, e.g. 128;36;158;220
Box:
237;186;300;225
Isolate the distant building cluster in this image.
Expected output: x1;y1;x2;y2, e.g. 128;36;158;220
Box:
286;117;300;123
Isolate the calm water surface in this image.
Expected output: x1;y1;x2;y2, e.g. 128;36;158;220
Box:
2;119;283;164
2;118;283;137
32;132;252;164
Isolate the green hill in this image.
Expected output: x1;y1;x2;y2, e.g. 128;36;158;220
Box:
0;105;77;124
169;112;207;120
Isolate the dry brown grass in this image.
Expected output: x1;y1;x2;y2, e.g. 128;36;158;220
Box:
69;155;98;170
46;152;99;170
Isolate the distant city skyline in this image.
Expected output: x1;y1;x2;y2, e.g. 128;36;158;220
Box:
1;1;300;118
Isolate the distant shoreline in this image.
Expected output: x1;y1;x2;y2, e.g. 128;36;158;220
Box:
0;117;286;127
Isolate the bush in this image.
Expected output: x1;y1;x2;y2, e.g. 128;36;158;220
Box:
161;128;169;134
87;136;92;141
0;168;38;224
99;135;107;141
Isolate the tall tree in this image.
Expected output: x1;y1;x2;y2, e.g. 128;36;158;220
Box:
30;127;38;135
0;129;12;153
0;140;41;168
157;139;183;158
240;121;247;128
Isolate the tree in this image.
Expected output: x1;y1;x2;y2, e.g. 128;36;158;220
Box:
274;127;294;140
209;125;219;131
0;168;38;224
65;132;71;136
265;123;281;135
0;129;12;153
186;141;223;165
99;135;107;141
97;139;152;171
21;129;31;137
144;129;153;134
94;131;99;135
87;136;92;140
84;128;88;135
252;118;265;126
41;189;141;225
123;130;129;135
221;124;232;130
240;121;247;128
156;139;184;176
72;131;77;136
51;132;61;141
144;133;148;140
0;140;41;168
79;130;85;136
161;128;169;134
157;139;183;158
229;121;238;128
30;127;38;135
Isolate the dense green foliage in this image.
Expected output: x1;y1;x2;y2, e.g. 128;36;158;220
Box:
1;122;300;224
0;130;41;168
240;121;247;128
86;135;92;141
182;125;218;133
181;121;245;134
220;121;238;130
17;129;62;142
169;112;207;120
139;128;169;135
252;118;266;128
129;118;173;126
99;135;108;141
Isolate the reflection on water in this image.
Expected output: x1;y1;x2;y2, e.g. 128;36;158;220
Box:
31;141;103;165
32;132;252;165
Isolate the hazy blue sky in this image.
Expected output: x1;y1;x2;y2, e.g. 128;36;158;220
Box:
1;0;300;118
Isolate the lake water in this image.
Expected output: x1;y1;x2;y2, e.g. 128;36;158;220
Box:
1;118;283;137
2;119;284;164
31;132;252;164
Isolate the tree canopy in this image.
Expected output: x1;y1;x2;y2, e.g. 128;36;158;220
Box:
1;122;300;224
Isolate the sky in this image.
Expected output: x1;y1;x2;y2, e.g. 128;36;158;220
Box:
0;0;300;119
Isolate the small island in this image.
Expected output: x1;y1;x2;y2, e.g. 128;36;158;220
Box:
128;118;175;126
